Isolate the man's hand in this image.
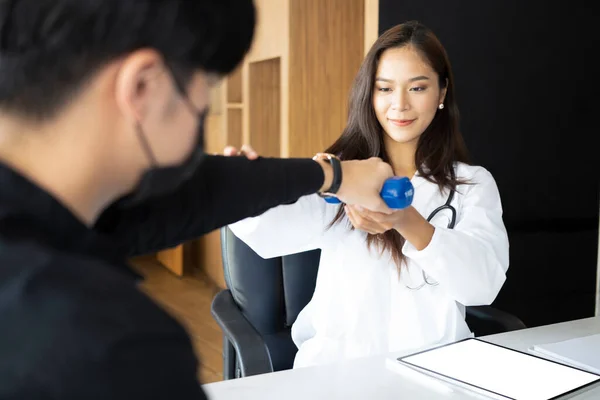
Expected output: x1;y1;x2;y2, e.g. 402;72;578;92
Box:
336;158;394;214
223;144;259;160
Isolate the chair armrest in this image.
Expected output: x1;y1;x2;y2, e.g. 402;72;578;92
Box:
466;305;527;336
211;289;274;377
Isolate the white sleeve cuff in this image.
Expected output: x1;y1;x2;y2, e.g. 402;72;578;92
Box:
402;226;445;261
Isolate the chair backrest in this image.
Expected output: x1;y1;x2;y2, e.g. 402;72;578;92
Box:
220;226;320;370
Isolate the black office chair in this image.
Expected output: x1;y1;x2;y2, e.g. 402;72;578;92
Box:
211;226;526;380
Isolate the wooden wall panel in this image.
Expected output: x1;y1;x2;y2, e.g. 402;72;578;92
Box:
204;114;225;155
244;0;290;157
288;0;365;158
246;0;290;62
198;229;226;288
196;0;374;288
226;108;243;150
249;58;281;158
365;0;380;54
226;67;243;104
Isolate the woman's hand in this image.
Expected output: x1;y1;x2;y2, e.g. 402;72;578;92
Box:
345;205;407;235
346;204;434;250
223;144;259;160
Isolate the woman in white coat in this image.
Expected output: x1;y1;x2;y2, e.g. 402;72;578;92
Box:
228;21;509;369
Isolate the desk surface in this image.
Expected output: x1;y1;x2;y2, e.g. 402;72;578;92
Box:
203;316;600;400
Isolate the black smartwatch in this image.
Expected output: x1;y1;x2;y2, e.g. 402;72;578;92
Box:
313;153;343;197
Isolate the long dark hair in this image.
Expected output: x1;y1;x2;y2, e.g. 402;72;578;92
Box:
326;21;470;272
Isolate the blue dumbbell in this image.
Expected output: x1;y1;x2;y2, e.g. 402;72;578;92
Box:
323;176;414;209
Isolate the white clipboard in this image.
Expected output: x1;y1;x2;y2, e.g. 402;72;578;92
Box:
395;338;600;400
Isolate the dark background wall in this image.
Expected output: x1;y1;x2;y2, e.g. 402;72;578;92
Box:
379;0;599;327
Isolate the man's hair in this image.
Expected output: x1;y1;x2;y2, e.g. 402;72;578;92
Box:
0;0;255;120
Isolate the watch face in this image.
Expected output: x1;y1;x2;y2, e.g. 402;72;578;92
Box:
313;153;339;162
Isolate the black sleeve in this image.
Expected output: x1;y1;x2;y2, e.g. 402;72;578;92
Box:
85;335;208;400
94;154;324;257
41;333;208;400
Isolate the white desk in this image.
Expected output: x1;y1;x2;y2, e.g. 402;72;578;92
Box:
203;316;600;400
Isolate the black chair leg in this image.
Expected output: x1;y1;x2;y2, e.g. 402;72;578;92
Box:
222;335;236;380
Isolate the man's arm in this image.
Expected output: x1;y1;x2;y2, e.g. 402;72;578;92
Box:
95;154;392;257
95;155;326;257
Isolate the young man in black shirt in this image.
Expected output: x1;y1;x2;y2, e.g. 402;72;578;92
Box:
0;0;393;398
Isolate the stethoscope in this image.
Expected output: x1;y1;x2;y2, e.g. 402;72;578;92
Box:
405;189;457;290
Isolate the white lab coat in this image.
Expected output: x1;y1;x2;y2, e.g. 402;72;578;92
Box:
229;163;509;368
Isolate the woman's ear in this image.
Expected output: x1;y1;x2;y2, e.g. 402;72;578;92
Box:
114;49;166;124
439;78;448;105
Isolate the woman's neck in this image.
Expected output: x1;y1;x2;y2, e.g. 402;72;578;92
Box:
384;136;418;179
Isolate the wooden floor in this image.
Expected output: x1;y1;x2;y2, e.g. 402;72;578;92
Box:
130;256;224;384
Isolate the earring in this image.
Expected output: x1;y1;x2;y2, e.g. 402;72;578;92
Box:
438;103;444;110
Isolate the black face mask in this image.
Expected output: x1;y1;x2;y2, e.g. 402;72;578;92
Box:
120;82;208;207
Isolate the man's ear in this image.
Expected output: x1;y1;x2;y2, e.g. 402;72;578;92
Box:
114;49;166;124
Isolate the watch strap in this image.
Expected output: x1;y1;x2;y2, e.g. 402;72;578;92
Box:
313;153;343;196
